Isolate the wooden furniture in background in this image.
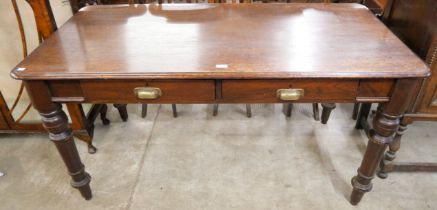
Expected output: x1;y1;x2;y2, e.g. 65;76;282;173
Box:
379;34;437;177
351;0;437;177
0;0;115;153
373;0;437;177
11;3;428;205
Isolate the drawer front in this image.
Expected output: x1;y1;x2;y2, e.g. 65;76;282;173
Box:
81;80;215;103
221;79;358;103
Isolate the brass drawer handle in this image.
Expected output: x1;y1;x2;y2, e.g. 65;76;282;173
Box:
134;87;162;99
277;89;304;101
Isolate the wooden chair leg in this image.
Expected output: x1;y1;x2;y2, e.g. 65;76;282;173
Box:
355;103;371;129
246;104;252;118
141;104;147;118
172;104;178;118
321;103;336;124
352;103;360;120
67;103;97;154
113;104;128;122
213;104;219;116
285;103;292;117
312;103;320;121
99;104;110;125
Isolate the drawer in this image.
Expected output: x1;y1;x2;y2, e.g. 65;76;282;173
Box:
81;80;215;103
221;79;358;103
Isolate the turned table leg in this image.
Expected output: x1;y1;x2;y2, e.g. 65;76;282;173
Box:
25;81;92;200
350;79;419;205
350;106;393;205
377;122;407;179
321;103;336;124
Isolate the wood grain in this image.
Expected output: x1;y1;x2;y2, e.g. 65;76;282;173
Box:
221;79;358;103
11;4;429;80
80;80;215;103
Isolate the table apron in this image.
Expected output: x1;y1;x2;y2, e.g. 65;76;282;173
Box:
46;79;395;104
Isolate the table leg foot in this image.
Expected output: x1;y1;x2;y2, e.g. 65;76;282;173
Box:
350;187;367;205
71;172;92;200
87;144;97;154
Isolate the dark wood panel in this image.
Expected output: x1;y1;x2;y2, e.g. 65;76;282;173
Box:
357;79;394;97
221;79;358;103
49;80;84;97
81;80;215;103
387;0;437;59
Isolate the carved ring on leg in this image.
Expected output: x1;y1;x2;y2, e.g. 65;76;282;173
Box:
350;106;401;205
40;105;92;200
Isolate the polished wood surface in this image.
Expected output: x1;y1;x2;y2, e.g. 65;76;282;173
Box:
12;4;428;80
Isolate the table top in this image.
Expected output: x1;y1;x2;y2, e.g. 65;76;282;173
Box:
11;3;429;80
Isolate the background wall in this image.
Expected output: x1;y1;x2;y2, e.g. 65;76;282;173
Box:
0;0;73;121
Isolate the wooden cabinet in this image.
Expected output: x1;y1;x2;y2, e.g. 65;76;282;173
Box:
385;0;437;116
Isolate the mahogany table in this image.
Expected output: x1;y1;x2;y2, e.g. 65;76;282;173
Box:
10;3;429;205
